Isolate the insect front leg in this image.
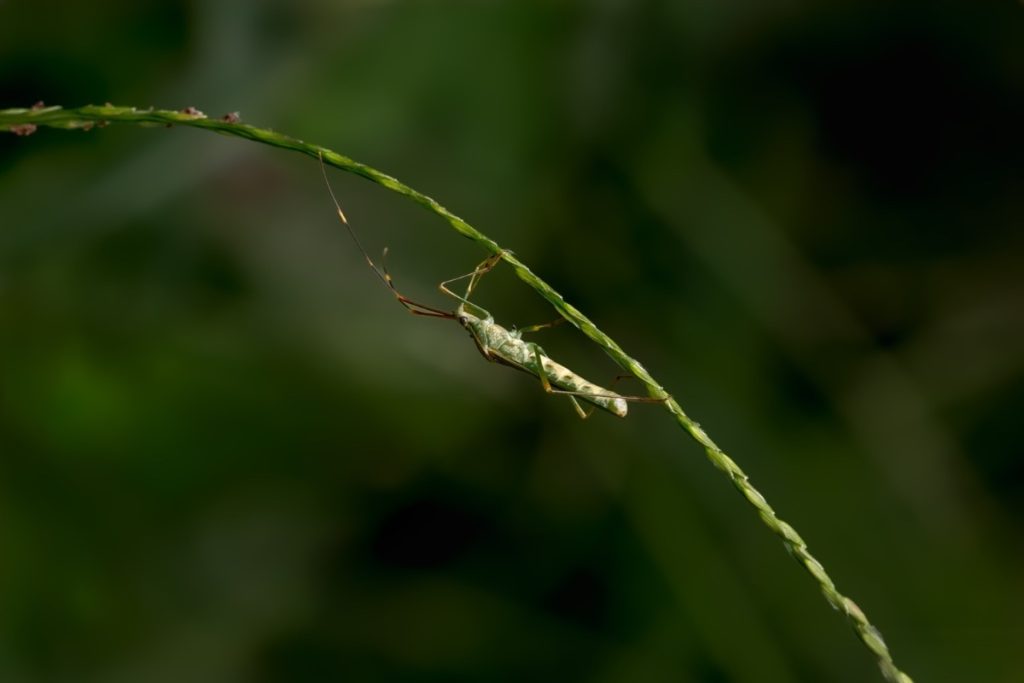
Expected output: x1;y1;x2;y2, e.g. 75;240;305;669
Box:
438;254;503;316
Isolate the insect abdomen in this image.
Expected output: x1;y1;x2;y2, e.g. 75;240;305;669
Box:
467;315;628;417
538;356;628;417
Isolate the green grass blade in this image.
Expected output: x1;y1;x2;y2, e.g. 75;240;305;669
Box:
1;103;915;683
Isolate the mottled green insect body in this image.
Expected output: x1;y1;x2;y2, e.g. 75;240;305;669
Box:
458;310;629;417
319;152;640;419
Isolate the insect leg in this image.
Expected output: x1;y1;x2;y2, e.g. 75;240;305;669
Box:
462;253;503;300
437;254;503;316
528;346;669;418
516;318;566;335
603;374;673;404
568;395;593;420
528;344;599;419
530;343;554;393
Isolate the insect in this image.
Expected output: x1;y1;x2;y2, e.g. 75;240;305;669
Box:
319;154;662;418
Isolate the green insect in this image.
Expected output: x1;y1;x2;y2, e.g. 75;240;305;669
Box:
320;157;661;418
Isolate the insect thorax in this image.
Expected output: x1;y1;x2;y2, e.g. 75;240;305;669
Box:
459;311;526;361
457;309;627;417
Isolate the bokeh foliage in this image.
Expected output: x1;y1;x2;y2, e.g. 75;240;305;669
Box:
2;1;1023;682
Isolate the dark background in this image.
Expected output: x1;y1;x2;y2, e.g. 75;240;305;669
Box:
2;1;1023;681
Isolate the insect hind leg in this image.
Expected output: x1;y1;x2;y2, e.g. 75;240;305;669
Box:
606;374;672;404
528;344;615;419
568;395;593;420
528;346;669;418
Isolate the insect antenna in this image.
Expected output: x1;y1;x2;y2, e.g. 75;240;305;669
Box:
318;152;455;319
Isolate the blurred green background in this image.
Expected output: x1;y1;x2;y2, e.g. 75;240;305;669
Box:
2;1;1023;681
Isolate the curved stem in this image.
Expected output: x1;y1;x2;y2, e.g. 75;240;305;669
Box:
1;103;914;683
